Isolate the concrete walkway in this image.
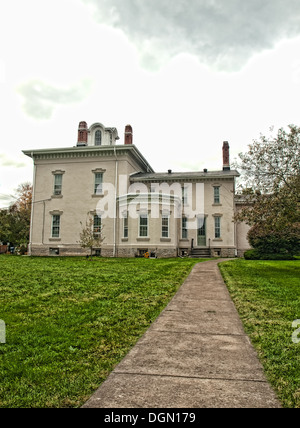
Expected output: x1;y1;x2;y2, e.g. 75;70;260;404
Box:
82;259;281;408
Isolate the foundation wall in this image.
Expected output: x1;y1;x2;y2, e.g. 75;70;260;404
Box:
30;245;235;258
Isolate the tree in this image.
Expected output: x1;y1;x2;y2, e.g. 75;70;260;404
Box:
9;183;32;246
0;209;11;243
0;183;32;251
78;217;104;260
234;125;300;255
247;223;300;255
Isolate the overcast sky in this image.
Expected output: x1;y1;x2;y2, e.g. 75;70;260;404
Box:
1;0;300;208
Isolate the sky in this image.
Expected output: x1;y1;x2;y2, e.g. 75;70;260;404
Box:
1;0;300;208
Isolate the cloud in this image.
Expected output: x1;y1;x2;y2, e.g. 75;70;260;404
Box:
0;193;13;205
17;78;93;120
82;0;300;71
0;154;26;168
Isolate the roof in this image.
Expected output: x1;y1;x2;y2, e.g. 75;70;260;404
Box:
22;144;154;174
130;169;240;182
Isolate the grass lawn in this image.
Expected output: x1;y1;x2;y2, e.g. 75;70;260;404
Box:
0;255;205;408
219;259;300;408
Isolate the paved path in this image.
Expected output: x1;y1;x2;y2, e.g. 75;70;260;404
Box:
83;259;281;408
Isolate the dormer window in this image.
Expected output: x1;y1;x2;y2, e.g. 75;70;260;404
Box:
95;130;102;146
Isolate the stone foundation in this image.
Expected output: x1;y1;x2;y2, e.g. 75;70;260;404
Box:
116;247;177;258
115;247;137;258
220;248;236;258
237;248;251;258
30;244;237;259
30;245;89;257
156;248;177;258
210;248;237;258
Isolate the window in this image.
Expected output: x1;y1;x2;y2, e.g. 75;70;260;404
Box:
54;174;63;196
52;215;61;238
123;214;128;238
182;186;188;206
214;186;220;204
138;249;148;257
139;214;148;237
94;173;103;195
162;215;169;238
95;130;102;146
93;215;102;236
182;217;188;239
214;216;221;239
49;248;60;256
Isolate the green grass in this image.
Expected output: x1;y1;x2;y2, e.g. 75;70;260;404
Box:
219;259;300;408
0;255;206;408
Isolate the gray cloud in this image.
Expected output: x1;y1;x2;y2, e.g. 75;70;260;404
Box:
0;154;26;168
17;78;93;119
82;0;300;70
0;193;13;205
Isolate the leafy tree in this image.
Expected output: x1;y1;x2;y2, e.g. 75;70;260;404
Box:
234;125;300;255
247;223;300;255
0;183;32;251
78;217;104;260
0;210;11;243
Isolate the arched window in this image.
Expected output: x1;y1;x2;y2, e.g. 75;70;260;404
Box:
95;130;102;146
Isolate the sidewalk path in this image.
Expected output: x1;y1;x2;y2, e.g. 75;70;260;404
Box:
82;259;281;408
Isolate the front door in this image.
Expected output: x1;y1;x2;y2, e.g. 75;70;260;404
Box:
197;216;206;246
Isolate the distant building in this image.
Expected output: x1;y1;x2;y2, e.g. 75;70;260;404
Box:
23;121;251;258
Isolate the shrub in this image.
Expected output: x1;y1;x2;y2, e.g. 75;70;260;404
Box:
244;249;261;260
244;249;295;260
247;224;300;256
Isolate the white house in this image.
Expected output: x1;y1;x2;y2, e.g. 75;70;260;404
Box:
23;121;250;258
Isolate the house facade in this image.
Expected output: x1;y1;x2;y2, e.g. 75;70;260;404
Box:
23;121;251;258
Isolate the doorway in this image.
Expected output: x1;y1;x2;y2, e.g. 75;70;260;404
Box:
197;216;206;246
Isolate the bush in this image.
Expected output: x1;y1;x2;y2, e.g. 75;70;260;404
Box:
247;224;300;256
244;249;261;260
244;249;295;260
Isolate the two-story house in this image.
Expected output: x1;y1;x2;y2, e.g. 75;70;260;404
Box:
23;121;250;258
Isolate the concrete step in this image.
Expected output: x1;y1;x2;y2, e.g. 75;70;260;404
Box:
190;248;211;258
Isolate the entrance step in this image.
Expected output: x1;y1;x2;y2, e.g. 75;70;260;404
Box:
190;248;211;258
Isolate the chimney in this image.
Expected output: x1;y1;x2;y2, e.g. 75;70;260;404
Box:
125;125;133;145
77;121;88;146
222;141;230;171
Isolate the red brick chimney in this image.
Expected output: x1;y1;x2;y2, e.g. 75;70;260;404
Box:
124;125;133;145
223;141;230;171
77;121;88;146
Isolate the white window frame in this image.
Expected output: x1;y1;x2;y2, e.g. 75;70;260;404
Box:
123;214;129;238
182;186;188;206
162;215;169;238
214;186;220;204
52;215;61;238
95;130;102;146
54;174;63;196
214;216;221;239
94;173;103;195
182;216;188;239
139;214;148;238
93;214;102;237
